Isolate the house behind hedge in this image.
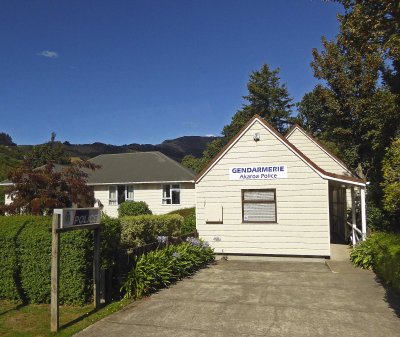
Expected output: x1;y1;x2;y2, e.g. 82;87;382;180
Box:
1;152;196;217
88;152;195;217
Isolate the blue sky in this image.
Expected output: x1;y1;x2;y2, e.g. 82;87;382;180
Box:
0;0;342;145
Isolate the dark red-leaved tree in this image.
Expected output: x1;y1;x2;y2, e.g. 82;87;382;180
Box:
3;160;99;215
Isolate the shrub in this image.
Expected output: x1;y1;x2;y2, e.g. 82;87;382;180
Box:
0;215;94;304
121;238;214;299
350;232;400;293
367;202;391;232
118;201;152;217
120;214;183;247
168;207;196;235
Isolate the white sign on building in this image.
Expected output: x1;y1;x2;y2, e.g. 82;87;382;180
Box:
229;165;288;180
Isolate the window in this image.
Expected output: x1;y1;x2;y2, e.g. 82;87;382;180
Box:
109;185;134;205
162;184;180;204
126;185;134;200
109;186;117;205
242;189;276;223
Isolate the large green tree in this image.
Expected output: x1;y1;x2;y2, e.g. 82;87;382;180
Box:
382;136;400;214
182;64;294;173
0;132;15;146
299;0;399;209
25;132;70;167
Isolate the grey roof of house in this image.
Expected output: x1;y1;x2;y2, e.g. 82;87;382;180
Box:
0;152;195;186
86;152;195;184
0;163;68;185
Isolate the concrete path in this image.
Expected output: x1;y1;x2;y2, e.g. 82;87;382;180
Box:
75;260;400;337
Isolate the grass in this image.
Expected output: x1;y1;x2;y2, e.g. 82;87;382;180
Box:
0;298;132;337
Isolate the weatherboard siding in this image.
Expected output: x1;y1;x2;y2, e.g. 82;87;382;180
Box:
286;128;350;176
196;121;330;256
94;182;195;217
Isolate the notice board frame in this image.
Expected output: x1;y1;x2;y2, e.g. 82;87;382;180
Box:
50;208;102;332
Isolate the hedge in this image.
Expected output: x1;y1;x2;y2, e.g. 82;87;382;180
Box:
350;232;400;293
118;201;152;217
120;214;184;248
0;215;93;305
167;207;196;235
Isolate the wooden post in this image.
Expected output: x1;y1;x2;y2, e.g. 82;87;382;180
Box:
51;214;60;332
360;187;367;241
93;227;100;308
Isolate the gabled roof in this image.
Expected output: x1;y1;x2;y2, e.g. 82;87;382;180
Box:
195;115;365;186
0;152;195;186
285;124;352;175
0;163;68;186
87;151;195;185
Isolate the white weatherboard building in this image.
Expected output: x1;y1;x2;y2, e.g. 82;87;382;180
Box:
195;115;367;257
88;152;196;217
1;152;196;218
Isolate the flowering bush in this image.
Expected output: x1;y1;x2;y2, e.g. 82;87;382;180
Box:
121;239;214;299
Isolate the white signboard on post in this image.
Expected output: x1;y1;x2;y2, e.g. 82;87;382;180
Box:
54;208;101;228
229;165;288;180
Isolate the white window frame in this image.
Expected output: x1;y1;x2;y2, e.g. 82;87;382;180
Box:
126;185;134;201
109;186;118;206
242;189;277;223
109;185;135;205
162;184;181;205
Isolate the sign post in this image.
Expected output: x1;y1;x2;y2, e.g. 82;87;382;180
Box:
51;208;101;332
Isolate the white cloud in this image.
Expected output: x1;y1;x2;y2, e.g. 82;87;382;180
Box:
37;50;59;58
205;134;216;137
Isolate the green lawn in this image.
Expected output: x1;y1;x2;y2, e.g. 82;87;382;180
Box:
0;299;132;337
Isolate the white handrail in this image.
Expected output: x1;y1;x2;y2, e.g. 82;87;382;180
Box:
347;222;362;245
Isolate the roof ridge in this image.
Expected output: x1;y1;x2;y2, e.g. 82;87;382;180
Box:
285;124;351;174
195;115;365;185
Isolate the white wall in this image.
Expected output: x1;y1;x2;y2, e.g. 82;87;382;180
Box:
196;120;330;256
4;193;12;205
287;128;351;176
94;182;195;217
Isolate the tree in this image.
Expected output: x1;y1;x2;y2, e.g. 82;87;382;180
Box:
184;64;294;173
297;85;331;136
223;65;294;138
301;0;400;208
25;132;70;167
382;137;400;215
0;132;16;146
335;0;400;98
3;160;99;215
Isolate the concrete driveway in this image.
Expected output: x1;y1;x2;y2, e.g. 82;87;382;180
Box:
75;259;400;337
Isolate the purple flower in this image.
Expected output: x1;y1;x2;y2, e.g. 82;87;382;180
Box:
202;241;210;248
156;235;167;244
186;237;201;247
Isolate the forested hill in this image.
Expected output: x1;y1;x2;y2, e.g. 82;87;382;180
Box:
0;135;218;168
62;135;218;162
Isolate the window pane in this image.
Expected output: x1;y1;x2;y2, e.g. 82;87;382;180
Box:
127;186;134;199
118;185;126;205
244;190;274;201
162;198;171;204
109;186;117;205
172;190;180;204
163;185;170;198
243;203;275;222
109;186;116;200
